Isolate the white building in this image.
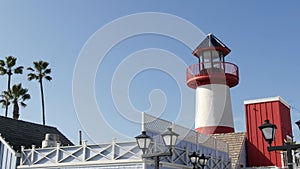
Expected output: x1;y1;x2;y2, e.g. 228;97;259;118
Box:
0;115;73;169
0;134;19;168
17;113;231;169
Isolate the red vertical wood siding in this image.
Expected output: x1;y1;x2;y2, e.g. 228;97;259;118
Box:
245;99;292;167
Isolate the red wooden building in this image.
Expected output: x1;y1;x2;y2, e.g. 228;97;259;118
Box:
245;96;292;167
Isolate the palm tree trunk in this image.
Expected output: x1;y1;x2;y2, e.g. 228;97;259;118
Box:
8;72;11;91
13;102;19;120
40;79;46;125
4;98;8;117
5;73;12;117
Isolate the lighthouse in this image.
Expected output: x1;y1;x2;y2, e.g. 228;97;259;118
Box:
186;34;239;134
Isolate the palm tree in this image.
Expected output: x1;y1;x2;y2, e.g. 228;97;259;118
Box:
0;91;11;113
9;84;30;120
0;56;24;117
27;61;52;125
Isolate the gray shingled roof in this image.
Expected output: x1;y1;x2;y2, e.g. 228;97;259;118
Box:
213;132;246;169
0;116;73;151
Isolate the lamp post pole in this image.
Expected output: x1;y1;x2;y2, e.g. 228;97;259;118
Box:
141;151;173;169
154;156;159;169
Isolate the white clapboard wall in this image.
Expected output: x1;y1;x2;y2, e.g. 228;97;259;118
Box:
0;134;18;169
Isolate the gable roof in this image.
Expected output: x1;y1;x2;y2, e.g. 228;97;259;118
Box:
0;116;73;151
213;132;246;169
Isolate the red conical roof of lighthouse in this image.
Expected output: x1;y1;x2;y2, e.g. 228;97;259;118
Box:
192;33;231;57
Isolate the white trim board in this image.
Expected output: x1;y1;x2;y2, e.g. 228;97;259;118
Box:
244;96;290;108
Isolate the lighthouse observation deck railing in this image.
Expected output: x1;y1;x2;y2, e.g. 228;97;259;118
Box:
186;62;239;88
187;62;239;80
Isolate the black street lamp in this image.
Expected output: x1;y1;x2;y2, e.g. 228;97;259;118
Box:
135;131;151;154
189;152;199;169
258;120;277;146
135;127;179;169
259;119;300;169
189;152;210;169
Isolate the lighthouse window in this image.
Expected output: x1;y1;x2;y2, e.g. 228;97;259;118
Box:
219;51;224;62
220;55;224;62
198;55;204;63
203;51;211;68
213;56;220;63
211;50;220;60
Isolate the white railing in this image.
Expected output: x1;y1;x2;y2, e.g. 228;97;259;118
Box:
0;133;19;169
19;139;231;169
19;140;141;167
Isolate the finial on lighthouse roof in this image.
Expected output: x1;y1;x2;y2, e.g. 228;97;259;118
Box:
192;33;231;57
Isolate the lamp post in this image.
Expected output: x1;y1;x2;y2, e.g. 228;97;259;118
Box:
189;152;210;169
259;119;300;169
135;127;179;169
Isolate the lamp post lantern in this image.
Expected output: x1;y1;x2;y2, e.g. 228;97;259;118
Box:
198;154;210;168
135;131;151;154
135;128;179;169
189;152;199;169
189;152;209;169
258;119;277;146
161;127;179;149
259;119;300;169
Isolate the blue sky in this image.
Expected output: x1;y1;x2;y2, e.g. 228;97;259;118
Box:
1;1;300;144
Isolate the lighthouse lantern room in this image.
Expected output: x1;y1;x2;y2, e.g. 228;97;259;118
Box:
186;33;239;134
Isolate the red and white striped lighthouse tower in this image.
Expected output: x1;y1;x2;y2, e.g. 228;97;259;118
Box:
186;34;239;134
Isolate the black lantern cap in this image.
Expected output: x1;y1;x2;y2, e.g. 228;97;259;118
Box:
192;33;231;57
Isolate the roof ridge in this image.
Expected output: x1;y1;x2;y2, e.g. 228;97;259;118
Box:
212;132;246;136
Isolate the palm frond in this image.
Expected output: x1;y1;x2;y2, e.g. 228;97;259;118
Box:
0;60;4;66
22;94;31;101
27;67;35;71
11;84;21;96
45;76;52;81
0;90;11;108
0;99;10;108
33;61;41;71
0;67;7;75
20;102;27;107
6;56;16;68
41;61;49;69
14;66;24;74
0;99;5;106
19;88;28;96
44;68;51;74
1;91;12;100
27;73;38;81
